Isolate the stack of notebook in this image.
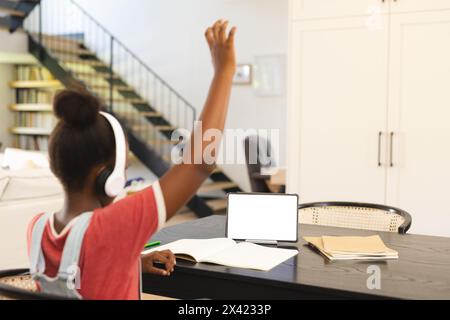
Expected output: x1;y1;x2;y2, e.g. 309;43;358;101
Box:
304;235;398;261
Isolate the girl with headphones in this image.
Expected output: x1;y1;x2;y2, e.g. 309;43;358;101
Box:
26;20;236;300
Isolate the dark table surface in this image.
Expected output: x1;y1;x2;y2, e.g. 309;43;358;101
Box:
142;215;450;300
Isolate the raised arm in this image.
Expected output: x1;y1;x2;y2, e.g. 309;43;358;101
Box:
159;20;237;220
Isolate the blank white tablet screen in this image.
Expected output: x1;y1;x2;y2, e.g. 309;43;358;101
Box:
227;194;298;242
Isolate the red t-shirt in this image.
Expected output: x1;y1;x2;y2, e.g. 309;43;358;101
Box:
27;182;166;300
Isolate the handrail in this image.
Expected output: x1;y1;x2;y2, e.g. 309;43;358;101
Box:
22;0;200;160
68;0;197;116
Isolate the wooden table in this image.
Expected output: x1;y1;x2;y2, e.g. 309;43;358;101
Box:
142;216;450;300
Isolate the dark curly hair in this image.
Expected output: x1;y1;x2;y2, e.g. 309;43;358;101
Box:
49;89;116;192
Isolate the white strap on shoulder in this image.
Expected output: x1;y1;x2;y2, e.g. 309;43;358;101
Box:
30;213;52;276
57;212;93;279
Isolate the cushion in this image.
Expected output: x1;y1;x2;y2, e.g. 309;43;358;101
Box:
1;148;49;171
0;168;63;202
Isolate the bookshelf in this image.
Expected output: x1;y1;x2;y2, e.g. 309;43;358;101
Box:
9;64;61;151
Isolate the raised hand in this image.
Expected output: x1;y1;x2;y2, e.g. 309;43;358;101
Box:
159;20;237;220
205;20;237;77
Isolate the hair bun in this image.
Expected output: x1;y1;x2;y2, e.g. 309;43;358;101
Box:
54;89;101;128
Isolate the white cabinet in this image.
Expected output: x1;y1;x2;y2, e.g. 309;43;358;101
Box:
386;10;450;237
291;0;450;20
291;0;389;21
288;2;450;236
390;0;450;14
289;17;389;204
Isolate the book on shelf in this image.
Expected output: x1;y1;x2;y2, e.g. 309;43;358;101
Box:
15;135;50;152
10;64;59;152
17;89;54;104
15;65;55;82
14;112;56;130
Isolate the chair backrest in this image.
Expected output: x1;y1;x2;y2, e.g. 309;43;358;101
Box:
244;136;275;193
0;269;73;300
298;202;412;234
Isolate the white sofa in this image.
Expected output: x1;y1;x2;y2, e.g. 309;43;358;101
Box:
0;153;64;270
0;196;63;269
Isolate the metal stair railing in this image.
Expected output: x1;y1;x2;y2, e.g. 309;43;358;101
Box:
21;0;241;217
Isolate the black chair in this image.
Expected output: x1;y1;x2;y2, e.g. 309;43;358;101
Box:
298;202;412;234
0;269;73;300
244;136;282;193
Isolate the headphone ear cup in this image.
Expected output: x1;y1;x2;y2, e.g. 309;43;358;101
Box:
95;169;112;197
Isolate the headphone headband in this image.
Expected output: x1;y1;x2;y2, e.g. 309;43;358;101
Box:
99;112;127;197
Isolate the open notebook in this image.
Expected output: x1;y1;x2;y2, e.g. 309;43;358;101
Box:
141;238;298;272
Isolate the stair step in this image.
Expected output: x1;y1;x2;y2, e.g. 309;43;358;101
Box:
119;111;161;120
46;46;95;56
93;91;142;101
112;98;148;104
41;37;81;45
42;40;84;52
198;182;239;193
212;167;222;174
60;58;106;67
133;125;176;132
88;84;134;92
39;34;82;45
140;111;162;117
179;199;227;214
155;125;177;131
0;6;25;17
159;157;227;168
148;139;180;145
205;199;228;212
72;71;120;79
131;125;151;132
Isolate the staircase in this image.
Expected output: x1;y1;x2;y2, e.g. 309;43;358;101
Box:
1;0;242;217
0;0;39;32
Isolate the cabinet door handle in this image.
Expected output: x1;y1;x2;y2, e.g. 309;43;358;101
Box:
378;132;383;167
390;132;395;167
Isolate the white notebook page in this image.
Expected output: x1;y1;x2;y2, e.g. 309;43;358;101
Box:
142;238;236;262
203;242;298;271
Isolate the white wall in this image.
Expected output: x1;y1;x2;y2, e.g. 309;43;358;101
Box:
75;0;289;191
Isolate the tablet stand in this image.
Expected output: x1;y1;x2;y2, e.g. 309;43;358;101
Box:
245;240;278;246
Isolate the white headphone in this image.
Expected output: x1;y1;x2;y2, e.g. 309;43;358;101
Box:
97;112;127;198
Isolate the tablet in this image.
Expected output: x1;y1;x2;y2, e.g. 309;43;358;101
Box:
226;193;299;243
